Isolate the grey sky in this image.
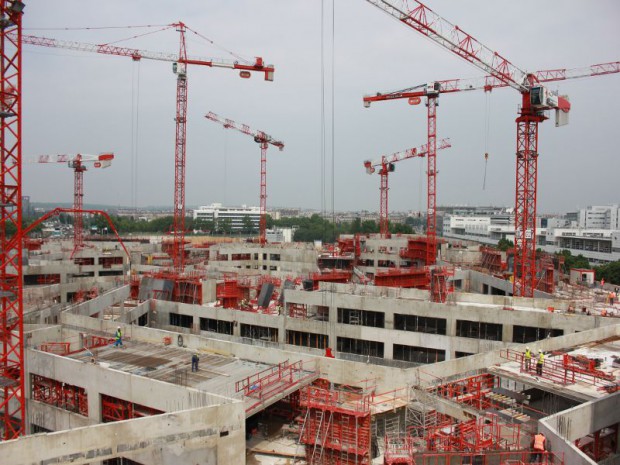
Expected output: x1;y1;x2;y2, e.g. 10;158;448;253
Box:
23;1;619;214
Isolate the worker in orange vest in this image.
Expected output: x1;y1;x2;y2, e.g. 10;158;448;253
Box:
530;432;546;463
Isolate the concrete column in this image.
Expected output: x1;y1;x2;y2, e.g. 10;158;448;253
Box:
277;313;285;344
87;384;101;423
384;341;393;359
233;321;241;337
446;316;457;337
502;324;514;343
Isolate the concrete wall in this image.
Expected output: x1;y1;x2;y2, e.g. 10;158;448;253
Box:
152;281;616;364
4;402;245;465
27;348;232;423
59;309;620;395
540;392;620;465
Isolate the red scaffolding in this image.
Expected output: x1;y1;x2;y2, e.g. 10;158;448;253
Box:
236;360;318;415
101;394;162;422
430;267;454;303
299;383;372;465
31;374;88;417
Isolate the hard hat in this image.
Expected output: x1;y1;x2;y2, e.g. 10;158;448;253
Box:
117;326;121;329
526;346;530;350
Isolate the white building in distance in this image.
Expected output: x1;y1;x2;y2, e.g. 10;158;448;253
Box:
193;203;260;232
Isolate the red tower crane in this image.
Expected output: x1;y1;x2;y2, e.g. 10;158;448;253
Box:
204;111;284;245
363;63;619;261
0;0;25;440
362;0;618;297
18;24;275;272
364;138;451;237
33;153;114;256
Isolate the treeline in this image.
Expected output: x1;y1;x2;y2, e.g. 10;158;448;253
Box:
274;214;419;243
87;213;420;241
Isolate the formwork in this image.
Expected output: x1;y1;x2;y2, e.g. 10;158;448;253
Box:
374;268;429;289
299;384;372;465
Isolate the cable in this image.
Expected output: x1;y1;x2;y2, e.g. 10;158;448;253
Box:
130;60;142;212
24;24;169;31
320;0;326;221
331;0;335;235
100;25;174;46
482;92;491;190
185;25;251;64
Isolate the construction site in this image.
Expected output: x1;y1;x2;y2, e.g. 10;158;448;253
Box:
1;1;620;465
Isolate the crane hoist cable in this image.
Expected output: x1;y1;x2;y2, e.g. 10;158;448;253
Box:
131;59;142;211
482;91;492;190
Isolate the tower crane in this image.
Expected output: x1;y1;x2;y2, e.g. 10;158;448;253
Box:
0;0;25;439
362;0;619;297
18;24;275;272
33;153;114;257
363;62;619;261
364;138;451;237
205;111;284;245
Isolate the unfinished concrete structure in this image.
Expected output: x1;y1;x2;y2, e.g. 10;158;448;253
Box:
2;234;619;465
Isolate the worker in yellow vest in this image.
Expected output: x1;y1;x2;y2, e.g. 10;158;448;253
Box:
530;432;546;463
536;351;544;376
524;347;532;371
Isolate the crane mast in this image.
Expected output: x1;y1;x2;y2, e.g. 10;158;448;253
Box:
362;0;618;296
365;138;451;238
34;153;114;257
205;111;284;245
172;23;189;272
0;0;24;439
20;25;275;272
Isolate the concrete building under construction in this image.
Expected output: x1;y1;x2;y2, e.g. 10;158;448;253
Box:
2;233;620;465
2;1;619;464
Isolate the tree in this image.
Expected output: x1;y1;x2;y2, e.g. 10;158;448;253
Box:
242;216;256;234
218;218;233;235
497;238;514;251
594;261;620;285
350;217;362;234
557;250;590;271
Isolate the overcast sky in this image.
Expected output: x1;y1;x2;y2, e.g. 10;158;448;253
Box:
22;1;619;215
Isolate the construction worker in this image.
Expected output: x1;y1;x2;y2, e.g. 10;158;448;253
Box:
536;350;544;376
114;326;123;348
191;353;199;372
524;347;532;371
530;432;546;463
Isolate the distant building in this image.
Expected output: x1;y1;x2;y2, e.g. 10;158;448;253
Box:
441;204;620;264
193;203;260;232
578;205;620;230
266;227;295;243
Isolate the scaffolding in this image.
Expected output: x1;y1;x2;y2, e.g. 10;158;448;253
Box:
299;384;372;465
101;394;163;422
31;374;88;417
480;247;504;274
236;360;319;416
430;267;454;303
